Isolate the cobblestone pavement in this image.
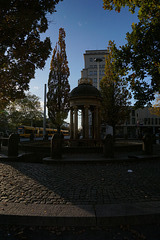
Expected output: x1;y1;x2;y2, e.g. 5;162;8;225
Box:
0;160;160;205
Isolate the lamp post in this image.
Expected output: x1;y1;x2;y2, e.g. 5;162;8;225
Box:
43;83;47;139
94;58;102;90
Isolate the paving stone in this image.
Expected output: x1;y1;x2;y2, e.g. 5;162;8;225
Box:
0;160;160;205
0;203;96;226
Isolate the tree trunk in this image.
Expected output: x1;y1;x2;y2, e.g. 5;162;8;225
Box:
57;125;61;135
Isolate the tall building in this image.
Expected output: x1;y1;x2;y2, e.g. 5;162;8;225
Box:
81;50;107;89
80;50;160;139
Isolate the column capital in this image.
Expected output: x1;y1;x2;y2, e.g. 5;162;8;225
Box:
84;105;90;109
73;105;78;110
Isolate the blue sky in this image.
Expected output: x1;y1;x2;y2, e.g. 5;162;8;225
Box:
29;0;139;104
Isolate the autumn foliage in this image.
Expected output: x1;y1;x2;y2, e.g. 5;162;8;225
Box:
100;41;131;136
47;28;70;132
0;0;61;106
103;0;160;106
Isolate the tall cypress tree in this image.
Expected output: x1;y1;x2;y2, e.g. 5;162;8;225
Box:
47;28;70;134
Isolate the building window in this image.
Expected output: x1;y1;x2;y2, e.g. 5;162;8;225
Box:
152;118;154;125
94;71;97;75
148;118;150;125
94;65;97;68
144;118;147;125
90;65;93;68
93;78;97;84
89;71;93;76
132;118;135;124
126;118;130;125
155;118;158;125
132;110;135;116
90;58;93;62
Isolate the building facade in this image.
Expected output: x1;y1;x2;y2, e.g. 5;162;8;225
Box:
116;107;160;139
80;50;160;139
81;50;107;88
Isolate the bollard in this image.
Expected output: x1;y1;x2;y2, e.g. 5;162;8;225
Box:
8;133;20;157
142;133;153;155
103;134;114;158
51;133;64;159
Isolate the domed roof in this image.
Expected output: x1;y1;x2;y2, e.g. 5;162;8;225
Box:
70;82;101;98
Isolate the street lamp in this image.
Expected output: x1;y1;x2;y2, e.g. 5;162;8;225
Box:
43;83;47;139
94;58;102;90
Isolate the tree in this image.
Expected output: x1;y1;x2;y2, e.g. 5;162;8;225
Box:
47;28;70;133
0;0;62;104
103;0;160;106
150;94;160;116
0;109;8;132
100;41;131;137
6;92;43;130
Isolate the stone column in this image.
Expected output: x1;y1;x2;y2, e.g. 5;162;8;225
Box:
95;106;99;139
74;106;78;139
82;108;85;139
70;108;73;139
97;107;101;140
91;110;94;139
93;107;96;139
84;105;89;139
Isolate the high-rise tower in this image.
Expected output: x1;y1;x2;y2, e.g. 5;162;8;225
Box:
81;50;107;89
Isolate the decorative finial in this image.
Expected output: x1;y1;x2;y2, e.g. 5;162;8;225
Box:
78;78;93;85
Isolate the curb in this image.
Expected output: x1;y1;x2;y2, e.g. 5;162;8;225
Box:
0;202;160;227
1;154;160;164
43;155;160;164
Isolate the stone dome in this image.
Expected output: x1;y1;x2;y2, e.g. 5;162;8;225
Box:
70;81;101;98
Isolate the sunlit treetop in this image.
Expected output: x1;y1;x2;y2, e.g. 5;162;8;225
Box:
103;0;160;21
103;0;160;106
